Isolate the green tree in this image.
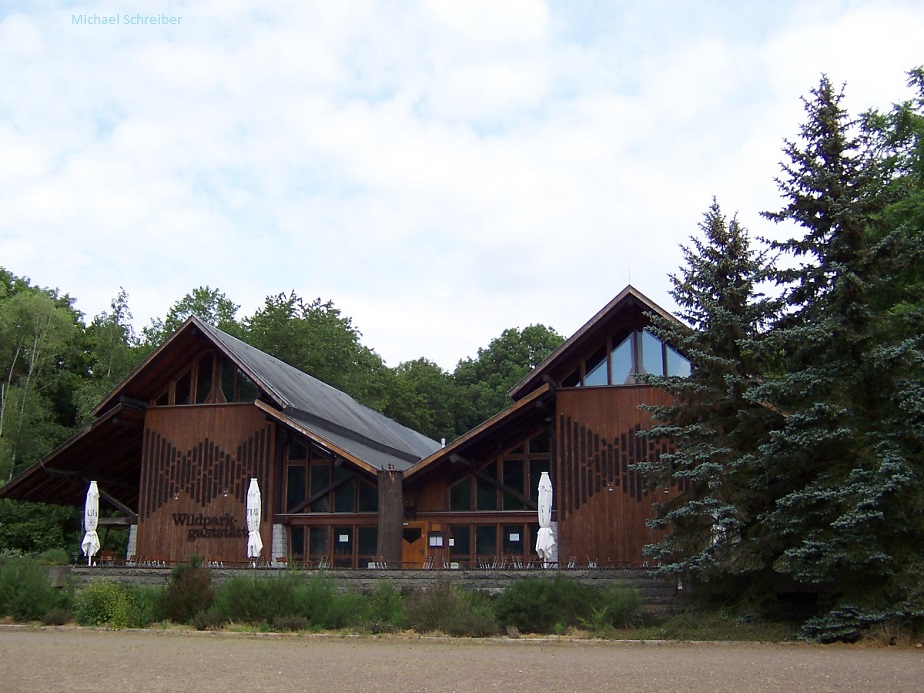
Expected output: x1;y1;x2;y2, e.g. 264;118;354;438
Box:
142;286;241;346
0;499;82;554
753;73;924;633
384;358;460;442
0;280;80;480
73;289;145;424
452;325;564;431
243;291;390;411
637;201;781;585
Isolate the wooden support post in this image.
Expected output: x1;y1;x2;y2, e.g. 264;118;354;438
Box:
377;470;403;564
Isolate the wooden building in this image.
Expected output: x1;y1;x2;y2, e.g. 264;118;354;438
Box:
0;285;689;568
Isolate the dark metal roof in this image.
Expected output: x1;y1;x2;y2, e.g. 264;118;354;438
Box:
508;285;683;401
193;319;441;469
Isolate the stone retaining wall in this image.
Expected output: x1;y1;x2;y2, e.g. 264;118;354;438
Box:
66;566;685;617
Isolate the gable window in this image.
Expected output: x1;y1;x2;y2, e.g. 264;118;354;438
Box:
151;352;260;405
563;329;690;387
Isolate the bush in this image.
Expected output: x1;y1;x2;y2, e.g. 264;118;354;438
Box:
41;607;73;626
595;581;642;628
360;581;404;632
0;554;64;621
35;548;71;565
211;573;300;625
495;576;598;634
801;605;887;644
74;581;159;629
192;609;225;631
290;573;349;629
272;614;311;632
161;557;213;624
403;580;497;637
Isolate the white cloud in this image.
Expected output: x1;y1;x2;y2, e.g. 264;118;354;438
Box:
1;1;923;368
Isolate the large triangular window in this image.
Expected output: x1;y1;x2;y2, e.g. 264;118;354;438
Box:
562;330;690;387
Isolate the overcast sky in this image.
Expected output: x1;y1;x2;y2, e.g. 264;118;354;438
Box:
2;1;922;370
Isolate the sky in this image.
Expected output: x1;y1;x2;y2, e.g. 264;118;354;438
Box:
2;1;923;371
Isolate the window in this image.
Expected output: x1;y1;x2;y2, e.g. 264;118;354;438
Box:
610;334;633;384
447;432;551;512
583;347;608;386
564;330;690;387
445;523;540;565
195;354;214;403
150;352;261;405
288;524;373;568
284;437;378;514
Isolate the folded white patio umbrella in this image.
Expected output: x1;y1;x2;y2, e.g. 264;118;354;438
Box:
535;471;556;567
81;481;101;566
246;478;263;565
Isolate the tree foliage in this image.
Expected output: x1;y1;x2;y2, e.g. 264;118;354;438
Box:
141;285;241;347
637;201;781;582
452;325;565;432
72;289;145;425
639;69;924;638
243;291;390;411
0;272;81;481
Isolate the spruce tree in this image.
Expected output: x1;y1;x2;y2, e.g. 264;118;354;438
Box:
755;74;923;637
638;201;780;584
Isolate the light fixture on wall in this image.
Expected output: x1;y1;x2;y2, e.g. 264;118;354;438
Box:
223;489;228;497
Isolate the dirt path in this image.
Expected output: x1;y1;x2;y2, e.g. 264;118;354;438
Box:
1;627;922;692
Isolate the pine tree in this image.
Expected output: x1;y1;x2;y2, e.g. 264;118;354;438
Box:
638;201;780;584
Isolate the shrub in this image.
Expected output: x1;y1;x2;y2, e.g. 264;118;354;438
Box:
192;609;225;631
41;607;73;626
161;556;213;624
272;614;311;632
35;548;71;565
595;582;642;628
290;573;344;628
495;576;598;634
211;573;301;625
74;581;159;629
801;605;887;644
0;555;63;621
403;579;497;637
360;581;404;632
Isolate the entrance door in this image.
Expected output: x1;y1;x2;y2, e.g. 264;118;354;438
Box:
401;522;427;568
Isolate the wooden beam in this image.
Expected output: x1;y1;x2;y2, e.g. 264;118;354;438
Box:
98;487;138;518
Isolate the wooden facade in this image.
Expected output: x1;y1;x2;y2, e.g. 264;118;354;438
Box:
555;387;684;566
2;285;692;570
137;404;274;564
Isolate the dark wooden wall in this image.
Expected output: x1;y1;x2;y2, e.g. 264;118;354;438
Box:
555;386;683;566
136;404;275;563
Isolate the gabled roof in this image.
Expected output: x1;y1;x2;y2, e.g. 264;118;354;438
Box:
0;402;145;508
508;285;683;401
95;316;440;472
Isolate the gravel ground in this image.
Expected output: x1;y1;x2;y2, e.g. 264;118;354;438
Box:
1;626;922;692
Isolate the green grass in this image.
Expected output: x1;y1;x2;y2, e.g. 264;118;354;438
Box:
610;611;799;642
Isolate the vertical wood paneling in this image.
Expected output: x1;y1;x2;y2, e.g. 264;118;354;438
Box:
136;404;275;564
555;386;681;566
